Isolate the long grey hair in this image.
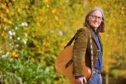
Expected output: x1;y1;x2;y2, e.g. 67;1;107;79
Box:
84;7;105;32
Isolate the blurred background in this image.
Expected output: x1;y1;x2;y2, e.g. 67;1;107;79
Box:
0;0;126;84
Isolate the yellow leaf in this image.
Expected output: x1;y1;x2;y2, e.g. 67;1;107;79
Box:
52;9;56;14
6;9;9;14
43;0;49;3
1;4;6;9
55;15;58;21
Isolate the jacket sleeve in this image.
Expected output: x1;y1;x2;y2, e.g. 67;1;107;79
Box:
73;28;88;76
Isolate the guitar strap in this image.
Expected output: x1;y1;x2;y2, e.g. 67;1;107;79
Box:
89;34;94;74
64;32;78;48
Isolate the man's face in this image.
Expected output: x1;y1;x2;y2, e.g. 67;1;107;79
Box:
88;10;103;29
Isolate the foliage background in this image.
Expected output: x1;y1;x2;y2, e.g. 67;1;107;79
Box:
0;0;126;84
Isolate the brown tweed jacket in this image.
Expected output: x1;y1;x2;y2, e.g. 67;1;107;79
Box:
73;26;103;76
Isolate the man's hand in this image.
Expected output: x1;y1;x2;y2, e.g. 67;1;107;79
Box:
75;77;87;84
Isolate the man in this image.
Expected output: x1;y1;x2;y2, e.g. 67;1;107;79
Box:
73;7;105;84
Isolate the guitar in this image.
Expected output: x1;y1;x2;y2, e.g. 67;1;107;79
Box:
55;45;92;84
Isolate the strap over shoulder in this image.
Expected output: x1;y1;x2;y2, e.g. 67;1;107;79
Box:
64;27;86;48
64;32;77;48
64;27;91;48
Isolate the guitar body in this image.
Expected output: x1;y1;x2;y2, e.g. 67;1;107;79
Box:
55;45;92;84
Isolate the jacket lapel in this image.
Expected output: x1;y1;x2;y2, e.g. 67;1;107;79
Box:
97;34;103;53
92;31;103;53
91;32;99;49
88;27;103;51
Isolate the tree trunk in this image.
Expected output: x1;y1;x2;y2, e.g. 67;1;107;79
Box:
105;72;109;84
